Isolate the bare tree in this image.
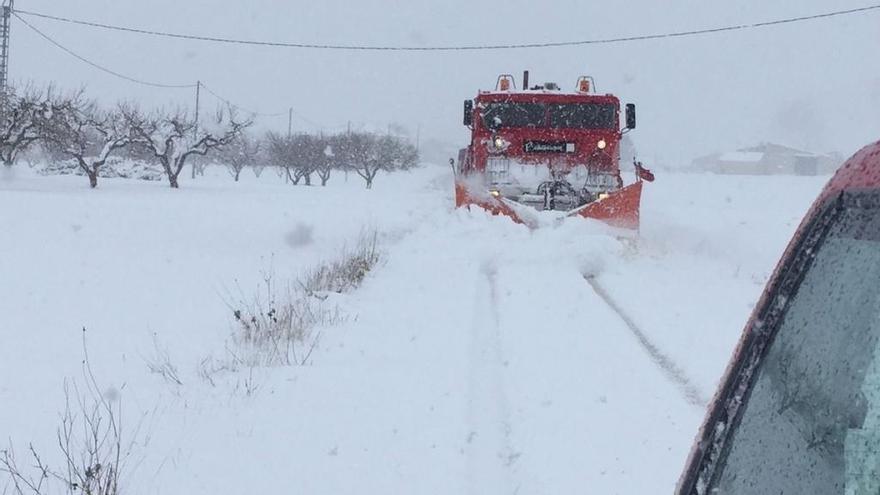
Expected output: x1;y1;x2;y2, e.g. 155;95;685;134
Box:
124;107;250;188
294;133;332;186
292;133;318;186
218;131;261;182
332;132;373;187
386;135;419;172
42;95;132;188
266;131;294;184
0;85;55;167
315;135;334;186
266;132;318;186
361;134;388;189
327;133;354;181
251;151;268;178
267;130;417;189
116;134;159;165
349;133;418;189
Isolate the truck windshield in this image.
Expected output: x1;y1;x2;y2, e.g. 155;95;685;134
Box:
481;102;545;129
549;103;617;129
708;193;880;494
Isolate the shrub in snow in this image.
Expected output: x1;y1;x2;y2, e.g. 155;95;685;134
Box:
226;230;381;367
231;283;341;367
226;270;341;368
145;333;184;387
1;332;131;495
300;230;381;294
37;157;164;182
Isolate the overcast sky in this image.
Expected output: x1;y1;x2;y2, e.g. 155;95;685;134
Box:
9;0;880;166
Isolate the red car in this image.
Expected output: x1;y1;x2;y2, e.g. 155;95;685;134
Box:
677;140;880;494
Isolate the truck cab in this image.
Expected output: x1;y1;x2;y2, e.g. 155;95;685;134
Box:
455;73;645;229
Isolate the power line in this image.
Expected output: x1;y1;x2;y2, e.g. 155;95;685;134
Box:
13;12;321;126
13;4;880;51
199;82;323;128
199;82;287;118
13;12;196;89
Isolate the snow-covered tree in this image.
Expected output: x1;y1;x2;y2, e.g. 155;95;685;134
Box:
0;85;55;167
331;132;372;187
316;138;334;186
42;95;133;188
388;135;419;172
266;130;416;189
356;133;418;189
124;107;250;188
266;132;318;186
293;134;319;186
217;131;260;182
266;132;294;184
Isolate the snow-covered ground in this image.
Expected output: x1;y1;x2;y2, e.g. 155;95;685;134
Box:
0;166;827;493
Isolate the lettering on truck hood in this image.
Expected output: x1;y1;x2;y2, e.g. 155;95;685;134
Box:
523;141;576;153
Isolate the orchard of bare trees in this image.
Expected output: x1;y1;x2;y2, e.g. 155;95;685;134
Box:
0;83;419;189
266;131;418;188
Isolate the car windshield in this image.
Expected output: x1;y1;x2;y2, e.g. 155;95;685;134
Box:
709;193;880;494
549;104;617;129
480;102;545;129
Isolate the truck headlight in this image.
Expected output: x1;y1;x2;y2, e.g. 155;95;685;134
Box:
487;135;510;153
597;139;607;150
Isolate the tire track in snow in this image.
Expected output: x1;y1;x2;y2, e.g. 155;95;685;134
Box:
465;259;519;495
584;275;708;408
485;263;521;478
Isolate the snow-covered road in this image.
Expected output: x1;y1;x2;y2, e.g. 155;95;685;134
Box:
317;199;716;493
0;166;827;493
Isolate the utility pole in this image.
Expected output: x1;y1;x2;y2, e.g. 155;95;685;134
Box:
287;107;292;138
0;0;14;96
191;80;201;179
193;80;201;139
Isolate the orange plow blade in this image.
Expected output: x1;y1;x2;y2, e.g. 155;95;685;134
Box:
567;181;643;230
455;181;526;224
455;179;643;230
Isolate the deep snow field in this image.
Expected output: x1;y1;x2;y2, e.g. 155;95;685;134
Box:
0;165;828;494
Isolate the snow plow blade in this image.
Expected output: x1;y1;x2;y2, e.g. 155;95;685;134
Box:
455;180;643;230
567;181;642;230
455;181;526;225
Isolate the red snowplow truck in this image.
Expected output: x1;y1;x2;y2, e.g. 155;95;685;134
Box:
455;72;653;229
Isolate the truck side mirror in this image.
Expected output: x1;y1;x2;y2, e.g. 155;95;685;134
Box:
625;103;636;130
463;100;473;127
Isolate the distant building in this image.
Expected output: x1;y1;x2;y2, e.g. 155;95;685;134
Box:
691;143;842;176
